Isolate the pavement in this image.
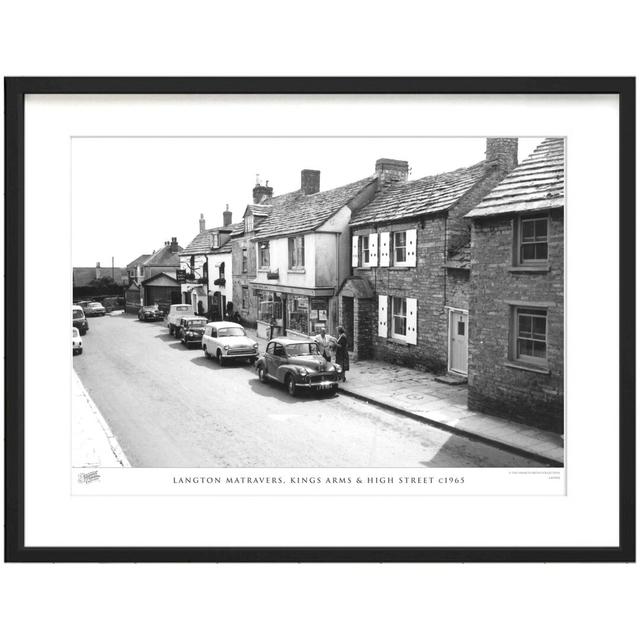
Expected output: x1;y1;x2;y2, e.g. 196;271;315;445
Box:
72;369;130;468
246;328;564;466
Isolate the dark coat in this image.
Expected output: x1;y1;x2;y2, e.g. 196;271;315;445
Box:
335;333;350;371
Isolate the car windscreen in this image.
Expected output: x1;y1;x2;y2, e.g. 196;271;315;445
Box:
186;320;206;327
217;327;246;337
142;306;157;311
72;310;84;319
175;306;191;312
88;303;102;307
285;343;319;356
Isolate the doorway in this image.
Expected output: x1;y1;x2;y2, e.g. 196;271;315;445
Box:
341;296;354;350
448;309;468;375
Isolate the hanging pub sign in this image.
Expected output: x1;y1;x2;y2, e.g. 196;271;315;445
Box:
175;269;187;283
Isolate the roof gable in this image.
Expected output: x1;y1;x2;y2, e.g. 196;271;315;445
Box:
144;244;183;266
465;138;565;218
181;222;243;255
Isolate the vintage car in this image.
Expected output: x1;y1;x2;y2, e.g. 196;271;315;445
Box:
256;338;340;396
202;321;259;365
177;315;208;347
72;305;89;335
84;301;106;317
138;304;164;322
166;304;194;336
72;327;83;355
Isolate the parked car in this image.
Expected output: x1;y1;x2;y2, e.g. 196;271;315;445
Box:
138;304;164;322
85;301;106;317
75;300;91;310
178;316;208;347
72;305;89;335
72;327;83;355
256;338;340;396
166;304;194;336
102;296;125;312
202;321;259;365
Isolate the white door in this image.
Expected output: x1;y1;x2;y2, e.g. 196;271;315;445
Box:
449;310;468;375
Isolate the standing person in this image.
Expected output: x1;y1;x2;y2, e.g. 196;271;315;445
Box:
334;326;350;381
314;327;334;362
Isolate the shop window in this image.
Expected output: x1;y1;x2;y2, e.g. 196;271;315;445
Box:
257;290;281;323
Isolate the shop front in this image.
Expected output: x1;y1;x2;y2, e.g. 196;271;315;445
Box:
253;283;335;341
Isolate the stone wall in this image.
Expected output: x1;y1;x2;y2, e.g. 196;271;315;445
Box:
467;208;564;432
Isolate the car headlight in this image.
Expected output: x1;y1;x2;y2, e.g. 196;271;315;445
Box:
334;365;342;372
252;343;258;349
294;366;310;375
224;345;230;351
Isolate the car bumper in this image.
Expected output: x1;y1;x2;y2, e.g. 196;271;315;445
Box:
223;352;258;359
295;380;338;389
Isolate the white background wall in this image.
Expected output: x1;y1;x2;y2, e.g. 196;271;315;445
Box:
1;3;638;640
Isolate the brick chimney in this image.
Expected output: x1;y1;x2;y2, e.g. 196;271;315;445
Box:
301;169;320;195
199;213;206;233
253;176;273;204
485;138;518;172
223;204;232;227
170;237;179;253
375;158;409;190
95;262;101;279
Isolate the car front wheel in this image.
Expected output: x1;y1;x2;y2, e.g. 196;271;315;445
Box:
286;375;297;397
203;345;211;359
257;365;267;383
217;351;225;366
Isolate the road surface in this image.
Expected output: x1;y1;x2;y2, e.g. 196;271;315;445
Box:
73;314;542;468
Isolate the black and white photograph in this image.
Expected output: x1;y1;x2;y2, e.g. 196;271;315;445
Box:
71;135;565;473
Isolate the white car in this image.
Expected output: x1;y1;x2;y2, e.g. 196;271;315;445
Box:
85;301;106;317
202;321;259;365
72;327;83;355
166;304;194;336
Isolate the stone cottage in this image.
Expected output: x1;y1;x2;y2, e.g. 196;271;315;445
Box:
465;137;565;432
345;139;519;373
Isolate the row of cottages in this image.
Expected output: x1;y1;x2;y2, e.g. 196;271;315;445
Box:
465;137;565;432
234;169;383;340
343;138;519;372
178;208;243;319
124;237;183;313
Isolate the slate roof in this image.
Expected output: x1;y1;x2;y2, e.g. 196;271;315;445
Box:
253;176;376;240
144;243;183;266
465;138;565;218
181;223;243;255
126;254;151;269
350;162;490;226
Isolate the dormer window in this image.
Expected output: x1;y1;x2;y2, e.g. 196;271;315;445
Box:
211;233;220;249
245;216;254;233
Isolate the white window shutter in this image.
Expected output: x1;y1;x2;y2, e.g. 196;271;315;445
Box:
351;235;359;268
368;233;378;266
406;297;417;345
379;232;390;267
406;228;417;267
378;295;388;338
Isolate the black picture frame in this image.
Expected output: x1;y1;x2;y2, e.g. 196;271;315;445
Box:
4;77;635;563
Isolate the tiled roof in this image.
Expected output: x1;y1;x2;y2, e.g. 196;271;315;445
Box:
180;222;242;255
141;271;178;286
465;138;564;218
351;162;490;226
253;176;376;239
143;243;183;266
126;254;151;269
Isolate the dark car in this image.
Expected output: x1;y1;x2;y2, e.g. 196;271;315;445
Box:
178;316;207;347
256;338;340;396
138;304;164;322
84;301;106;317
72;305;89;335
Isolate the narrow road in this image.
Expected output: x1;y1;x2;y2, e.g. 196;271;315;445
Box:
73;315;542;468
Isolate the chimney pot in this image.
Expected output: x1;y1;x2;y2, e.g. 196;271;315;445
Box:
170;237;179;253
199;213;206;233
223;205;232;227
375;158;409;190
253;180;274;204
485;138;518;172
301;169;320;195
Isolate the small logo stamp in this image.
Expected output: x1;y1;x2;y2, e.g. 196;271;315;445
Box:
78;470;101;484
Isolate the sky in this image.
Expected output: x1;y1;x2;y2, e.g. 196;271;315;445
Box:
71;136;544;268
